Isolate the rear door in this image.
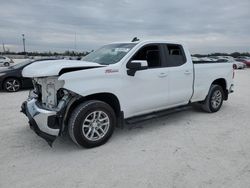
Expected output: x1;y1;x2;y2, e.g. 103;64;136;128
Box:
162;44;193;107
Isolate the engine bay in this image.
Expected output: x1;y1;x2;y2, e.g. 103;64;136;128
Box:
33;77;65;109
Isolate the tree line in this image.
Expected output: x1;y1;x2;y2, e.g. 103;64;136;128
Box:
2;50;92;57
2;50;250;58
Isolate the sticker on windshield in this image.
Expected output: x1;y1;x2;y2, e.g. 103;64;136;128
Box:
114;48;130;52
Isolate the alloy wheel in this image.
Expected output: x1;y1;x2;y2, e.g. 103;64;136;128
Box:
211;90;222;109
82;111;110;141
5;79;21;92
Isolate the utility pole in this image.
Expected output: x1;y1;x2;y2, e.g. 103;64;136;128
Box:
74;32;77;51
22;34;26;54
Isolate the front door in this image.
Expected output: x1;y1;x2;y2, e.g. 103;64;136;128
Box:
123;44;169;117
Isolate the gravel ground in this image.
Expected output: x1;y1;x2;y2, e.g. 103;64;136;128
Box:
0;69;250;188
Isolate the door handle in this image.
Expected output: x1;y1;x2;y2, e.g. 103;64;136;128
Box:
158;72;168;78
184;70;191;75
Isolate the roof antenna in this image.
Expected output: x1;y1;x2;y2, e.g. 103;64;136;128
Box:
131;37;140;42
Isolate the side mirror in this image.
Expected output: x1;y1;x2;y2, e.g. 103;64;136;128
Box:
126;60;148;76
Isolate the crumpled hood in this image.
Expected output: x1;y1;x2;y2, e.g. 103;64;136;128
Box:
22;59;104;77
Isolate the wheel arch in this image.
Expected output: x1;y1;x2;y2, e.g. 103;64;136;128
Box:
63;92;122;130
84;92;121;116
211;78;228;100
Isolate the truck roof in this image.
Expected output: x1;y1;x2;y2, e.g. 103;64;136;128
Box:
110;40;183;46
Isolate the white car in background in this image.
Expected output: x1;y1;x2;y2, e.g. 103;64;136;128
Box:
237;56;250;60
210;56;246;69
0;56;13;66
217;56;235;61
191;56;200;62
200;57;216;61
216;56;246;69
218;58;246;69
230;60;246;69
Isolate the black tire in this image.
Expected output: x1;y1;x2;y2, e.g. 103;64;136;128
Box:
4;62;10;66
201;84;224;113
191;102;202;110
68;100;116;148
3;78;21;92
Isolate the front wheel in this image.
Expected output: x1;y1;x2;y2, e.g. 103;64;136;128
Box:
68;100;116;148
3;78;21;92
202;85;224;113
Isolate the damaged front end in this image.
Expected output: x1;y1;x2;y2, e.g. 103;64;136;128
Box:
21;77;73;146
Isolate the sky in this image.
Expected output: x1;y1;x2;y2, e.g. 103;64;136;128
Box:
0;0;249;54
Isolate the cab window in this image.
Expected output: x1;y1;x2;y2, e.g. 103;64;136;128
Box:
131;45;161;68
165;44;186;67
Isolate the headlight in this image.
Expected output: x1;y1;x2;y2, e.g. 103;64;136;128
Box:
0;73;6;77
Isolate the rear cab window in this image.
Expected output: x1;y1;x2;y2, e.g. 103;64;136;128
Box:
163;44;186;67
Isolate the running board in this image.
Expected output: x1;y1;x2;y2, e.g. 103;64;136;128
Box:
125;105;191;124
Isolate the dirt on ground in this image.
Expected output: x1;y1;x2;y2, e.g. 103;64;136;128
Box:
0;69;250;188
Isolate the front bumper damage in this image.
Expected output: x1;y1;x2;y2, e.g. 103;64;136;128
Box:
21;98;64;146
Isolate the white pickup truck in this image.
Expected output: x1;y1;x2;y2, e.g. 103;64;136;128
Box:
21;40;234;148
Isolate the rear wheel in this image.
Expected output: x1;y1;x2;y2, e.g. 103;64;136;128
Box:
68;100;116;148
3;78;21;92
202;85;224;113
4;62;10;66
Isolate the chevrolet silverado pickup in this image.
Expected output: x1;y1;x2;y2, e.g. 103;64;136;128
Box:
21;40;234;148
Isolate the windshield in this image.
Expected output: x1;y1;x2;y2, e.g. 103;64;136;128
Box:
11;59;32;69
82;43;136;65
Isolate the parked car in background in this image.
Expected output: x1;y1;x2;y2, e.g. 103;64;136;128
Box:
0;58;57;92
235;58;250;67
0;56;14;66
216;58;246;69
191;56;200;61
237;56;250;60
231;60;247;69
217;56;235;61
199;57;216;62
198;56;246;69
